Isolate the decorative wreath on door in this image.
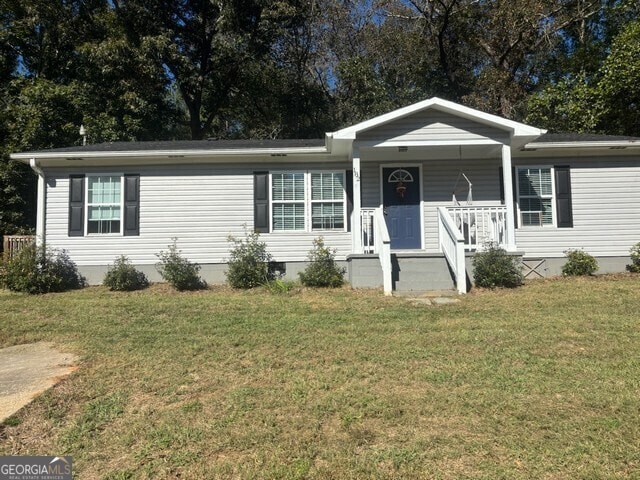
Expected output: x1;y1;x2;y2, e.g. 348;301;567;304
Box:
388;169;414;200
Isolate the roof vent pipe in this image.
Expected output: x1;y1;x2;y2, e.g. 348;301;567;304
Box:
79;125;87;146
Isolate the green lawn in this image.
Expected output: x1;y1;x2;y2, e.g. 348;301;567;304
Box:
1;276;639;479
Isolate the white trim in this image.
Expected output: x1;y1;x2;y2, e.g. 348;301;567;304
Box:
85;173;124;236
10;146;329;162
356;138;504;148
523;140;640;150
501;144;516;250
352;149;362;252
269;171;306;232
29;159;46;246
379;163;425;250
330;97;545;141
308;170;348;233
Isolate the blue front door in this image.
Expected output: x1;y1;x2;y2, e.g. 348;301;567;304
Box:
382;167;421;249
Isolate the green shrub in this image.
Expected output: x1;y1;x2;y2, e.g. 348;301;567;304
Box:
472;242;523;288
627;243;640;273
263;278;297;294
299;237;345;288
103;255;149;291
562;249;598;276
0;243;85;294
226;230;272;289
156;239;205;291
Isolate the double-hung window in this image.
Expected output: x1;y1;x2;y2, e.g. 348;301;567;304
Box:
517;167;554;226
311;172;345;230
270;171;346;232
272;172;306;231
87;175;122;234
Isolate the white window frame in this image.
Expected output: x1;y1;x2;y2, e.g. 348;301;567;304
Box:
85;173;124;236
309;170;347;232
270;171;307;232
269;170;347;233
516;166;556;228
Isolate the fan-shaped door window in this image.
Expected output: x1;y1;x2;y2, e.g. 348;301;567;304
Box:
387;169;414;184
388;169;414;200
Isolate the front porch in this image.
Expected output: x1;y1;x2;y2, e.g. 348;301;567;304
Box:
357;204;512;295
326;97;545;294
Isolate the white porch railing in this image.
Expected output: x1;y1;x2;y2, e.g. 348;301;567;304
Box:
361;208;376;254
360;208;393;295
438;207;467;294
447;206;507;250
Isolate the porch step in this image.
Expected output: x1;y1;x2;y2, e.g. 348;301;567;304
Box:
347;252;459;292
392;255;456;292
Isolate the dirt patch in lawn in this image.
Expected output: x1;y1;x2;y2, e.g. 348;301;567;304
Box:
0;342;79;422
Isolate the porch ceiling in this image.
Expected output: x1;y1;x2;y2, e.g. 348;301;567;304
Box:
358;143;503;161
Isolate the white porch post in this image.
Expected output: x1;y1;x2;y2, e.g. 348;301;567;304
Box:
30;158;46;247
501;144;516;250
352;145;362;253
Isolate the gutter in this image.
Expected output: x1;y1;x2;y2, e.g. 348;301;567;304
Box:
523;140;640;151
11;146;330;162
29;158;46;246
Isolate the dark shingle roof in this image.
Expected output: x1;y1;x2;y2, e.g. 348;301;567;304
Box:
24;138;326;154
533;133;640;143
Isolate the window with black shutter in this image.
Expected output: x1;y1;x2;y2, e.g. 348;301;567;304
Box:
68;173;140;236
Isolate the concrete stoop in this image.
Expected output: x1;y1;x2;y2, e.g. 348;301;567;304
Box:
348;252;459;294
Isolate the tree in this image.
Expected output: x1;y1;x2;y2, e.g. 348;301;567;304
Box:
527;17;640;136
596;19;640;136
112;0;274;140
0;0;183;236
223;0;334;138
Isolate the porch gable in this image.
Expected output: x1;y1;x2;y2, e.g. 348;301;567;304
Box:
356;109;509;146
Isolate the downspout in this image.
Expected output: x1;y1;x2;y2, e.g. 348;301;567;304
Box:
29;158;46;247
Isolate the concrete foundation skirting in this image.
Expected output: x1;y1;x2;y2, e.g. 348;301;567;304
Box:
524;256;633;278
76;255;633;288
77;261;346;286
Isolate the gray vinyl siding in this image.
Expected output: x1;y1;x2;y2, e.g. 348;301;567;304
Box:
43;163;351;266
358;110;509;144
422;159;503;251
514;157;640;257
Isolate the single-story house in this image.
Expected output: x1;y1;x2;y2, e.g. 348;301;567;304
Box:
11;98;640;294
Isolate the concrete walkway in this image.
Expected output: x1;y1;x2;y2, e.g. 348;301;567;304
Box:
0;342;79;422
394;289;462;306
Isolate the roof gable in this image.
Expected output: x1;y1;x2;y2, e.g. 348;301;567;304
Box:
330;97;545;148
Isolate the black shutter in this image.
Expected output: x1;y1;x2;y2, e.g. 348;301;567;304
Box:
345;170;353;232
254;172;269;233
554;165;573;228
498;167;504;203
124;174;140;236
68;175;85;236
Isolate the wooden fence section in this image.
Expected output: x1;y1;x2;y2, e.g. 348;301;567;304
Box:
2;235;36;259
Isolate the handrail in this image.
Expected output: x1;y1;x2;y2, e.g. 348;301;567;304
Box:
373;208;392;295
438;207;467;294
